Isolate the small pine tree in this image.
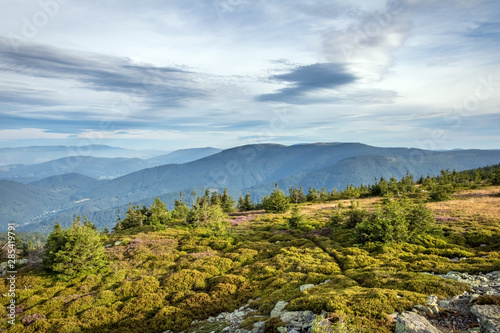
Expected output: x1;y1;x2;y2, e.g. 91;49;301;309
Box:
44;217;107;280
148;197;170;231
345;201;368;228
429;184;453;202
220;188;236;213
407;201;435;237
492;168;500;186
237;193;255;212
116;203;147;230
288;206;304;229
289;186;305;204
261;184;290;213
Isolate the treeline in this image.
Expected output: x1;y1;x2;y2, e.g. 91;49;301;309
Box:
114;164;500;232
114;189;235;234
0;232;46;259
38;163;500;280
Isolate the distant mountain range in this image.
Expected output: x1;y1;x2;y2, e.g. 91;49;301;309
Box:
0;145;165;165
0;147;222;182
1;142;499;233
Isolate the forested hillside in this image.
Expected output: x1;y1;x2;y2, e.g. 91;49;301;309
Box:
3;143;500;232
1;164;499;332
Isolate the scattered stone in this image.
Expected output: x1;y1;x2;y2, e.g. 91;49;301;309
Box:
414;305;434;315
253;321;266;331
429;305;440;315
271;301;288;318
426;295;439;307
299;284;315;292
182;272;500;333
114;240;123;246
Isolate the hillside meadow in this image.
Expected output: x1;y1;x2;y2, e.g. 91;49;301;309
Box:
2;183;500;332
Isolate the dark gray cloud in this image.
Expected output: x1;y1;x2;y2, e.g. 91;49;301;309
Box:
0;37;208;106
256;63;357;104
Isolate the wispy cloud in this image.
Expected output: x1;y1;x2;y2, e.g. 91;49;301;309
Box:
256;63;357;104
0;37;208;106
0;0;498;150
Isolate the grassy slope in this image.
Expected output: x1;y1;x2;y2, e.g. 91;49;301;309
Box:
2;187;500;332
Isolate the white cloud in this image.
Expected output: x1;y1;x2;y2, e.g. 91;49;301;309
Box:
0;128;71;140
0;0;498;149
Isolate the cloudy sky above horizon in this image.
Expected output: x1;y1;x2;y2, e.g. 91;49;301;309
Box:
0;0;499;151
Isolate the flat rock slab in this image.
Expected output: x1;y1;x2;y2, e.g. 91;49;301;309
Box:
396;311;441;333
470;305;500;333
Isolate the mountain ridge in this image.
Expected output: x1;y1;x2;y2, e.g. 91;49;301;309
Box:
0;147;222;182
3;142;500;231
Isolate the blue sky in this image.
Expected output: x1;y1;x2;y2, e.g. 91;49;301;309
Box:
0;0;499;151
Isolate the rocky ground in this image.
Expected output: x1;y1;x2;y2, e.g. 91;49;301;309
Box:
171;271;500;333
396;271;500;333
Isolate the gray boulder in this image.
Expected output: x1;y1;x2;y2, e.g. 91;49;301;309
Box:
271;301;288;318
396;311;441;333
470;305;500;333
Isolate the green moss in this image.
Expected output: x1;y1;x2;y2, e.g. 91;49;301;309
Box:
135;276;160;294
346;270;470;297
476;295;500;305
263;316;287;333
79;305;122;328
66;295;96;316
239;316;268;330
151;306;192;332
121;293;164;316
163;269;209;292
7;186;500;333
228;248;258;265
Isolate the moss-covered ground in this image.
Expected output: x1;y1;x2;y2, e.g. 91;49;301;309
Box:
2;186;500;332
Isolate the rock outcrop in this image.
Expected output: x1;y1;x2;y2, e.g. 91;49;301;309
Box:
176;272;500;333
470;305;500;333
402;271;500;333
395;311;441;333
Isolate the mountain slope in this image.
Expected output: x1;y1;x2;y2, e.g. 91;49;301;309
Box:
245;149;500;200
0;156;149;182
0;180;66;225
6;143;500;231
0;145;164;166
145;147;222;165
0;148;222;183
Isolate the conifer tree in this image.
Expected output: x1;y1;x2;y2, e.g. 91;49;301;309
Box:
289;186;305;204
44;217;107;279
220;188;235;213
172;193;190;221
149;197;170;231
261;184;290;213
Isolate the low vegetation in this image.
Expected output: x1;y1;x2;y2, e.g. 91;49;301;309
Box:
1;165;499;332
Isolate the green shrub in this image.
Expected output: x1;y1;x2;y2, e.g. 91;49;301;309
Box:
136;276;160;294
163;269;209;292
151;306;191;332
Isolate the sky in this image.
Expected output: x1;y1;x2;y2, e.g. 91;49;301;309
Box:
0;0;499;151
